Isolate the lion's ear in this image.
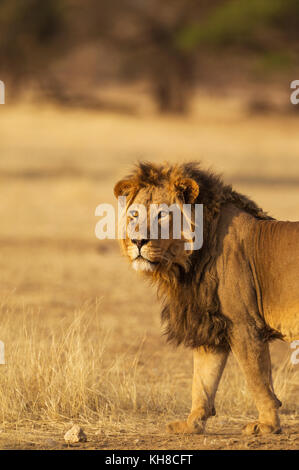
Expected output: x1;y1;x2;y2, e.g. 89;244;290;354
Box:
114;179;134;198
174;177;199;203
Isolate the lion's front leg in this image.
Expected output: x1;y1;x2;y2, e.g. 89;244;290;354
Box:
167;346;229;434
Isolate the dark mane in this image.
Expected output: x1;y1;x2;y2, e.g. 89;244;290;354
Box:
129;161;275;350
129;160;273;221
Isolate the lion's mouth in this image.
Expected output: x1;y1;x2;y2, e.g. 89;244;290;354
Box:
135;254;158;264
132;255;159;272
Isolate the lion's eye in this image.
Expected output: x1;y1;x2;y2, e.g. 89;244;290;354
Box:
129;210;139;219
158;211;168;220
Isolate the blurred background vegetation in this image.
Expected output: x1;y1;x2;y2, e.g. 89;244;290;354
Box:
1;0;299;113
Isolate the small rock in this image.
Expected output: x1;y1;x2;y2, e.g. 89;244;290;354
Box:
45;439;57;447
64;425;87;444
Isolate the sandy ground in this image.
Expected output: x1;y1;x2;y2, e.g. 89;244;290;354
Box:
0;417;298;450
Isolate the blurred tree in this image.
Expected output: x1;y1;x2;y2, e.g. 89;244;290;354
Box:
177;0;299;52
0;0;298;111
0;0;68;93
84;0;223;113
86;0;299;113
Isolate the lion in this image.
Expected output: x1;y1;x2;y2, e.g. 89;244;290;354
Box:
114;161;299;435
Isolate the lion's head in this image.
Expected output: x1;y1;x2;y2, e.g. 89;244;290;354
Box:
114;162;200;277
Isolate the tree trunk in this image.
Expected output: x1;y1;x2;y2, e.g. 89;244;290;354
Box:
152;53;194;114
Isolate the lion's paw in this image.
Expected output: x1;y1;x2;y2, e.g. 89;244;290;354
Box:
242;421;281;436
167;420;205;434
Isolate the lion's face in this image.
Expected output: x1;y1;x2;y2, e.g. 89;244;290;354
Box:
114;165;199;275
123;186;188;273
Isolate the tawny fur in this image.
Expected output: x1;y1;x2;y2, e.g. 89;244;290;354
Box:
114;161;299;436
115;162;279;350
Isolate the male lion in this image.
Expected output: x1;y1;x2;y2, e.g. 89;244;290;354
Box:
114;161;299;435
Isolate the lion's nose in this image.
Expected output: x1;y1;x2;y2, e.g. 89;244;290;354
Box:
131;239;149;250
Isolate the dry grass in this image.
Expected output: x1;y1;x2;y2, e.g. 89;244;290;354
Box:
0;295;297;429
0;94;298;448
0;295;183;427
